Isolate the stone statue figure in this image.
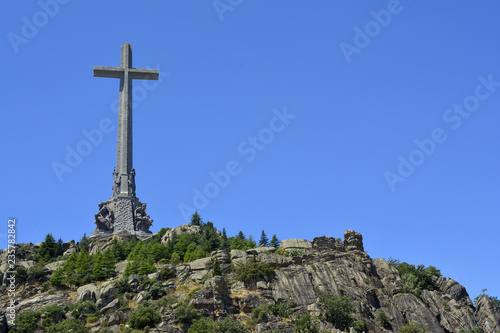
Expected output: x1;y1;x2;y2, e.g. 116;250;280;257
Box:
113;168;121;196
128;168;136;197
94;202;114;232
134;202;152;232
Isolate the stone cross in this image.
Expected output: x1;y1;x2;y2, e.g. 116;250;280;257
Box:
91;43;158;239
94;43;158;195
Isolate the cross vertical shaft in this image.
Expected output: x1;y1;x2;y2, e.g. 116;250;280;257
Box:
94;42;159;196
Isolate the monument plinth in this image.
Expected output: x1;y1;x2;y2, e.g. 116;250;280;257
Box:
91;43;158;240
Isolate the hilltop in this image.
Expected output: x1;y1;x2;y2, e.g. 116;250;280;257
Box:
1;214;499;332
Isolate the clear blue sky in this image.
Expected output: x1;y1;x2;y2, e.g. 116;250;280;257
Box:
1;1;499;300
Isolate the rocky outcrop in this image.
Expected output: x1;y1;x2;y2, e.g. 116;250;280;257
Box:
161;224;202;244
3;229;498;333
343;229;364;252
476;295;500;333
280;239;311;251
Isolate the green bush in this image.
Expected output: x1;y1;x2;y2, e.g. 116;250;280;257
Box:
14;310;41;333
45;319;88;333
214;318;249;333
174;303;199;326
234;259;274;284
294;315;319;333
389;258;441;298
128;305;161;329
378;309;391;328
251;304;270;323
399;323;427;333
148;280;167;300
270;301;293;318
316;289;357;331
159;265;176;280
68;300;97;318
188;317;215;332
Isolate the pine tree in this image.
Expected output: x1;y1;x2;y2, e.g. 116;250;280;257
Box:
190;211;203;226
56;238;64;256
270;234;281;248
92;253;106;281
222;228;227;240
38;233;58;262
237;231;245;240
259;230;269;247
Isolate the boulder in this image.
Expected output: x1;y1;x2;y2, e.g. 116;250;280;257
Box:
312;236;345;252
100;298;120;315
280;239;311;252
115;261;129;276
108;310;128;326
77;283;97;302
16;291;66;312
343;230;364;252
44;260;65;273
97;282;117;299
161;224;202;244
190;257;212;271
373;258;403;295
230;250;248;264
62;240;75;252
246;247;276;256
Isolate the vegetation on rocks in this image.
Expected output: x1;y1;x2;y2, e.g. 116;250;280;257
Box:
4;212;500;333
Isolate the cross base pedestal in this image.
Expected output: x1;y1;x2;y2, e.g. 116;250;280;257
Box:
90;195;153;241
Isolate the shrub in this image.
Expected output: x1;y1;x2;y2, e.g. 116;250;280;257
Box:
27;265;45;280
214;318;249;333
15;310;41;333
378;309;391;328
295;315;319;333
389;258;441;297
234;259;274;284
316;289;356;331
68;300;97;318
45;319;87;333
188;317;215;332
148;280;166;300
399;323;427;333
50;268;65;287
251;304;270;323
128;305;161;329
270;301;293;318
159;265;176;280
174;303;199;326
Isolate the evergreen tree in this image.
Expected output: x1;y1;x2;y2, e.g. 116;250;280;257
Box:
38;234;58;262
270;234;281;248
92;253;106;281
259;230;269;247
237;231;245;240
56;238;64;256
190;211;203;226
222;228;227;240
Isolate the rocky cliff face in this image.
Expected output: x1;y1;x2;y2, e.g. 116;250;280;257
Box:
1;229;499;332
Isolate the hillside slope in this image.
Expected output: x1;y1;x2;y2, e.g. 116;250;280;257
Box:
1;227;499;332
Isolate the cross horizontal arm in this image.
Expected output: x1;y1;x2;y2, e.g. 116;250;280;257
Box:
129;68;159;80
93;66;159;80
94;66;123;78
